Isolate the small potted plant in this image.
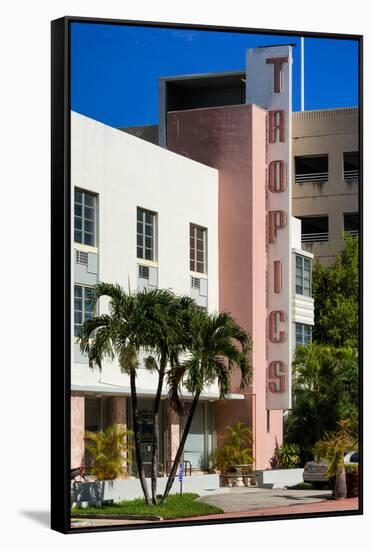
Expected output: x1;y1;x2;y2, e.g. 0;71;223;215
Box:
211;421;253;487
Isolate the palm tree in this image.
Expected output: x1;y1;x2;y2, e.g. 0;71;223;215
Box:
85;424;133;481
80;282;178;505
160;310;252;503
313;420;358;499
144;295;197;504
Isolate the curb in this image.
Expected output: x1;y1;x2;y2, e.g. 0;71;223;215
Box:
72;513;163;521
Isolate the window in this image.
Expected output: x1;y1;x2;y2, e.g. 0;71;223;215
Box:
295;254;312;296
74;285;94;338
343;213;359;238
190;224;207;273
295;323;312;346
343;152;359;182
137;208;156;261
295;155;328;184
299;216;329;243
74;189;97;246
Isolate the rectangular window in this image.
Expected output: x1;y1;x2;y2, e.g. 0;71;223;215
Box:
190;224;207;274
343;152;359;182
295;155;328;184
343;213;359;238
295;254;312;296
299;216;328;243
137;207;156;261
74;189;97;246
295;323;312;346
74;285;94;338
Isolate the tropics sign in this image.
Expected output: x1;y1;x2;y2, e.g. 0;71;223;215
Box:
246;45;293;410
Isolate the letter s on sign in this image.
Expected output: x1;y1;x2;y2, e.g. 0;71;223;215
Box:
268;361;287;393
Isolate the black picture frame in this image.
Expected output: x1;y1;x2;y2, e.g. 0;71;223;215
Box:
51;15;363;534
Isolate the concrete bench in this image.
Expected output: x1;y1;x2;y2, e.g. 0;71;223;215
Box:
221;473;257;487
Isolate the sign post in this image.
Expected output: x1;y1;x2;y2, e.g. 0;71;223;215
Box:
178;462;183;496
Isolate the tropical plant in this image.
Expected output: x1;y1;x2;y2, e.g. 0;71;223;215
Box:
313;420;358;499
80;283;182;504
84;424;133;481
161;310;252;502
270;441;300;470
211;421;253;474
285;344;358;463
142;295;197;504
312;235;358;348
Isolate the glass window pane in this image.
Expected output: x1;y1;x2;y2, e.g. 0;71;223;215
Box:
137;246;143;258
137;208;143;221
74;286;82;297
145;211;153;224
74;312;82;325
85;220;95;234
145;248;152;260
75;189;82;204
75;204;82;217
84;193;95;207
84;206;95;220
84;233;94;247
145;236;152;248
74;230;82;243
296;255;302;267
74;299;82;311
75;217;82;230
145;224;153;236
137;222;143;234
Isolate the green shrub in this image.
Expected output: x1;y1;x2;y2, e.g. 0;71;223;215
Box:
270;442;301;469
211;422;253;474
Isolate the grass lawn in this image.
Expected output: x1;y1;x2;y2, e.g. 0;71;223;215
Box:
71;493;223;519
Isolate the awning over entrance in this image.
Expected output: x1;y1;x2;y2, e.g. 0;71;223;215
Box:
71;383;245;401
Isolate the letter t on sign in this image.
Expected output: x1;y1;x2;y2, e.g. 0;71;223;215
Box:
266;57;289;93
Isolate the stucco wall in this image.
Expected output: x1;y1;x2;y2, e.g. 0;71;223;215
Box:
167;104;283;469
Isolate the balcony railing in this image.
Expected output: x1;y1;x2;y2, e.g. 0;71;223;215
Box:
344;169;359;182
295;172;328;184
345;229;359;238
301;232;329;243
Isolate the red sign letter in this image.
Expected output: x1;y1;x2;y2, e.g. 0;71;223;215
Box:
269;160;286;193
269;310;287;343
266;57;289;93
268;361;287;393
268;210;287;244
269;110;286;143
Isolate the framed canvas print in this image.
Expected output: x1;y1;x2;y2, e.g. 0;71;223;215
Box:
51;16;362;533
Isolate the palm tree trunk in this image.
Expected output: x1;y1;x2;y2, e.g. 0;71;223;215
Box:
150;357;166;504
334;466;347;499
130;369;151;505
160;391;200;503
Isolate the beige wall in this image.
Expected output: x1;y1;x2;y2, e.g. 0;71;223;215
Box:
292;108;359;265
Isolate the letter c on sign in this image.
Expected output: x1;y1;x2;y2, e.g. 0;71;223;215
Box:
269;310;287;343
268;361;287;393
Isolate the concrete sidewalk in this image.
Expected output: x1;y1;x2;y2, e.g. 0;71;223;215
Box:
197;487;334;513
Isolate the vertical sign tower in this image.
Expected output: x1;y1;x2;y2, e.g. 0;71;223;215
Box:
246;45;293;410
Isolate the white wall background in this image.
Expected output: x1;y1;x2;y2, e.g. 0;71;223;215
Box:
71;112;219;394
0;1;370;548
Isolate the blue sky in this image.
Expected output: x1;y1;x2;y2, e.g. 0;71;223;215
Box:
71;23;359;128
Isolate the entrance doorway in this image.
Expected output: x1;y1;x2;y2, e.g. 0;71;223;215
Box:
182;402;214;471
